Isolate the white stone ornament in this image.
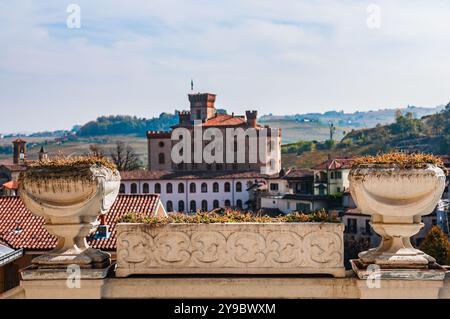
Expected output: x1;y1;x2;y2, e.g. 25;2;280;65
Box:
115;222;345;277
349;164;446;268
19;165;120;269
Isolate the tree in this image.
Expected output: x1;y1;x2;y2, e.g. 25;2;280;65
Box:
110;140;141;171
419;225;450;265
329;123;336;141
85;144;106;158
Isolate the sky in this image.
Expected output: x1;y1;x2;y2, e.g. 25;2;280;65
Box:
1;0;450;133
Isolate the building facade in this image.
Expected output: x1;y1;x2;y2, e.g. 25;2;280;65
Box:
147;92;282;174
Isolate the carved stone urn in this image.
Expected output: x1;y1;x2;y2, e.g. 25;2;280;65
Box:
349;164;445;268
19;163;120;269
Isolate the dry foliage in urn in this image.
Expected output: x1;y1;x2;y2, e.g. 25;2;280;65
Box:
351;152;445;170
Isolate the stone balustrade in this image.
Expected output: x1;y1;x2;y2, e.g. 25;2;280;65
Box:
115;222;345;277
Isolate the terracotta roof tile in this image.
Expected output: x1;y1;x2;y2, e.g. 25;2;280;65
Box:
0;194;161;251
313;158;353;170
202;114;247;127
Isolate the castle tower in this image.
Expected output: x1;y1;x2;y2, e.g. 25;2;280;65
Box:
188;93;216;122
246;110;258;128
39;146;48;161
12;138;26;164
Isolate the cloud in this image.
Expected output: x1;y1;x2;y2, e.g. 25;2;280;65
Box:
1;0;450;133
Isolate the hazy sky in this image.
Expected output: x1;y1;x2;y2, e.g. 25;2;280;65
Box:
1;0;450;133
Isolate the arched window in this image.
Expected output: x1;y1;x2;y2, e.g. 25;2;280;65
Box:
236;199;243;209
178;183;184;193
158;153;165;164
131;183;137;194
213;200;219;209
190;200;197;212
190;183;196;193
213;182;219;193
201;183;208;193
201;200;208;212
236;182;242;192
166;183;173;194
154;183;161;194
119;183;125;194
224;182;231;192
178;200;185;212
166;200;173;212
142;183;149;194
224;200;231;207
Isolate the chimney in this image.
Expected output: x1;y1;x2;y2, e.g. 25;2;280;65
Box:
39;146;48;161
246;110;258;128
12;138;26;164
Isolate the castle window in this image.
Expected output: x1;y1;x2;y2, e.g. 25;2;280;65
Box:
213;200;219;209
143;183;149;194
213;182;219;193
224;182;231;193
158;141;165;147
155;183;161;194
158;153;165;164
236;199;243;209
119;183;125;194
236;182;242;192
166;200;173;212
178;200;185;212
201;183;208;193
190;183;196;193
201;200;208;212
178;183;185;193
131;183;137;194
166;183;173;194
190;200;197;212
224;200;231;207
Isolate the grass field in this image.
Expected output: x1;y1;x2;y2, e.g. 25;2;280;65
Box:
259;120;352;144
0;135;149;164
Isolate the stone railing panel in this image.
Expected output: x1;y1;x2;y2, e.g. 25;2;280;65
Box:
116;223;345;277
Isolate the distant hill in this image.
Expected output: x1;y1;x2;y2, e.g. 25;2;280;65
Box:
260;105;443;128
280;104;450;169
77;113;179;137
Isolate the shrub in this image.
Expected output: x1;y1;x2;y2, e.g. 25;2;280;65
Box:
420;225;450;265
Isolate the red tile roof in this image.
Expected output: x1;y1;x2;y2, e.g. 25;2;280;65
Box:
284;169;314;179
2;181;18;190
313;158;353;170
202;114;248;127
0;194;162;251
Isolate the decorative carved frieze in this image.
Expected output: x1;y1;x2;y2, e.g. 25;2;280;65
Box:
116;223;345;277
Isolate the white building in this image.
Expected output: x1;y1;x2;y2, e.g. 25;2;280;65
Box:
119;170;280;213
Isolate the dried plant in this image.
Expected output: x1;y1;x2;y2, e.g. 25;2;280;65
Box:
351;152;445;170
119;209;337;225
28;155;117;171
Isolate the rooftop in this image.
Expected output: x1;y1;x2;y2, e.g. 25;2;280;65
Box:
0;194;162;251
313;158;353;170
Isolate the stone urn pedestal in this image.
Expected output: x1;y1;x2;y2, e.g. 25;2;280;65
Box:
19;164;120;275
349;164;447;280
